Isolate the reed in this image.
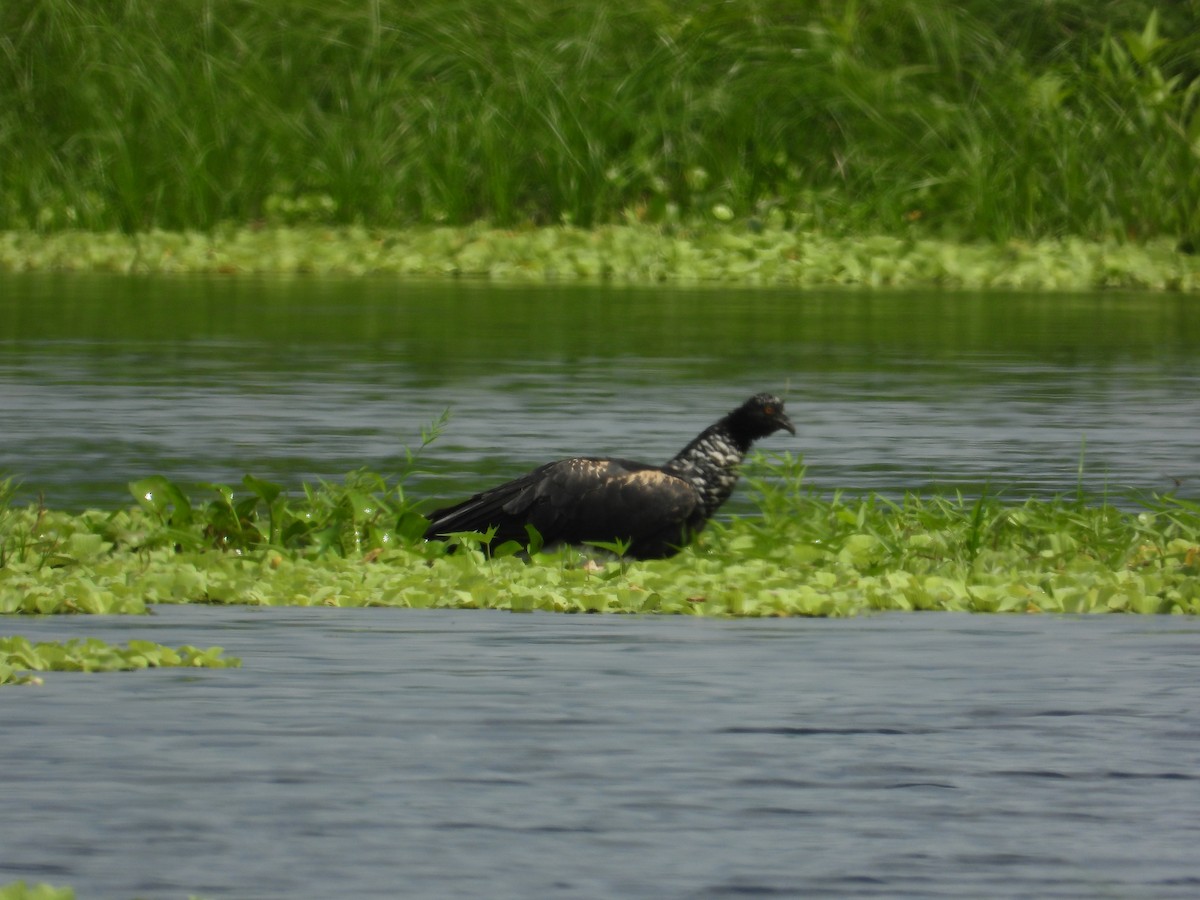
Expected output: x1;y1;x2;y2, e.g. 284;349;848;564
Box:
2;1;1196;241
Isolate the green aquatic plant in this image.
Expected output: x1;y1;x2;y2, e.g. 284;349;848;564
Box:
130;470;366;554
0;636;239;685
0;476;14;567
1;227;1196;289
0;884;74;900
128;415;447;556
0;456;1197;617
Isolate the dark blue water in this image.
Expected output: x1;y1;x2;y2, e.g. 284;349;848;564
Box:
4;608;1200;898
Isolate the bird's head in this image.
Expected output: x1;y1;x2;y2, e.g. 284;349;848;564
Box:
727;393;796;442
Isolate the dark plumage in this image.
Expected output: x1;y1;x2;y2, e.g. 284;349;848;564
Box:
423;393;795;559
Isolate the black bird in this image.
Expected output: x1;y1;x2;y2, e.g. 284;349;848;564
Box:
423;393;795;560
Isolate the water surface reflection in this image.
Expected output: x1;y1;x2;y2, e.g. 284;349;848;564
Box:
1;274;1196;507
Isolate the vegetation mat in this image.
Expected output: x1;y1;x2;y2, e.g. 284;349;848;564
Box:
2;459;1197;627
2;227;1196;290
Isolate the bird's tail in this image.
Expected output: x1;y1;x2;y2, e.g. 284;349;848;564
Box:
423;476;538;546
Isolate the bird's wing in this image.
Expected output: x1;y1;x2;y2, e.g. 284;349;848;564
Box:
519;458;699;546
424;457;698;549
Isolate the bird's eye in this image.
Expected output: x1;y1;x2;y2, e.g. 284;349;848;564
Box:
763;405;776;416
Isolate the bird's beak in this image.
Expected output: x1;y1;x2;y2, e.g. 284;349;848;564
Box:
777;412;796;435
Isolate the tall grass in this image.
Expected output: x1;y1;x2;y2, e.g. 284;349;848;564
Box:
1;0;1197;240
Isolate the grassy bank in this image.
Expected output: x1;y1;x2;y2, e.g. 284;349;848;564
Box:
2;1;1198;244
2;459;1197;619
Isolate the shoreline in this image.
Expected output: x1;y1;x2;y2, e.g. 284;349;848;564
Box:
3;226;1197;291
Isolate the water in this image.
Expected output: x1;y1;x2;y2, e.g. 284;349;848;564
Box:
1;273;1197;508
3;273;1200;897
5;608;1200;898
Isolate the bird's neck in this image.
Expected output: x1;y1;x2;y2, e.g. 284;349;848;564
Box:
663;423;747;517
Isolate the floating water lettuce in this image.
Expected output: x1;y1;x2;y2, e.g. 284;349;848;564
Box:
0;883;75;900
0;636;238;685
1;457;1197;618
1;227;1195;290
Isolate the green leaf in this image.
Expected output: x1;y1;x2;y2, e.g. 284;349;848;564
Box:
242;473;283;505
523;524;545;554
129;476;194;526
585;537;633;557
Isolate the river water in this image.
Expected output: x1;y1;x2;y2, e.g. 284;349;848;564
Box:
0;273;1197;507
6;607;1200;899
2;273;1200;897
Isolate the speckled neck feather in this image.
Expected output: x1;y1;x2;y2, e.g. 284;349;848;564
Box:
662;423;746;518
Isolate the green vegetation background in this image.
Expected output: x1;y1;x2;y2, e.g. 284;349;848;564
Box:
3;0;1198;243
